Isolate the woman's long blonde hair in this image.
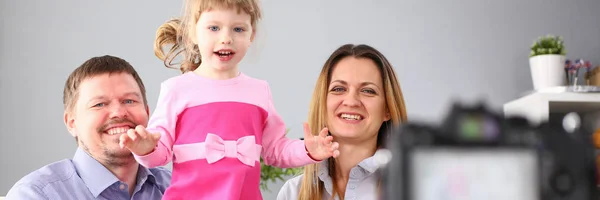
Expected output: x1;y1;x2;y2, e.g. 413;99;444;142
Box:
298;44;408;200
153;0;262;73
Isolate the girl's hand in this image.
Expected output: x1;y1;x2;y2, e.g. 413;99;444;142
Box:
303;122;340;161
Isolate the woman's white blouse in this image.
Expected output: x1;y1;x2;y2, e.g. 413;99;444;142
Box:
277;156;379;200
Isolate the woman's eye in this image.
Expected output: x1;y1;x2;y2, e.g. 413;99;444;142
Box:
362;88;377;94
331;87;345;92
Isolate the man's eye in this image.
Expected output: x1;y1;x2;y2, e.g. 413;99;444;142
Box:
93;103;105;107
124;100;135;104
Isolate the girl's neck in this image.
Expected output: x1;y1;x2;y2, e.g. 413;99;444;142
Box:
194;64;240;80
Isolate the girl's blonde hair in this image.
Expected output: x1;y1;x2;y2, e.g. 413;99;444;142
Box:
298;44;408;200
154;0;262;73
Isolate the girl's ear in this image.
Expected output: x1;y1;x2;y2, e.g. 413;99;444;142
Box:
192;26;198;44
250;30;256;43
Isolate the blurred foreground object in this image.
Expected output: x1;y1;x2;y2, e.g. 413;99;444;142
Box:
379;102;598;200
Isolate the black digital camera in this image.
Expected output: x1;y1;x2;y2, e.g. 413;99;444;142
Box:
379;102;598;200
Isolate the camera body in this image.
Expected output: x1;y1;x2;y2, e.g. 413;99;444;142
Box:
379;102;598;200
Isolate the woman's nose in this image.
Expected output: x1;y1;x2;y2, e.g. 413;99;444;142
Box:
342;92;361;107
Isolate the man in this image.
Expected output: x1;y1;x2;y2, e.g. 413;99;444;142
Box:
5;55;171;199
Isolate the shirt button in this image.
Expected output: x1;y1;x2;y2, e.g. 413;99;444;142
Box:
119;184;126;190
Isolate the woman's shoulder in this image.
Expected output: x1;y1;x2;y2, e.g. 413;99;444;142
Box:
277;174;304;200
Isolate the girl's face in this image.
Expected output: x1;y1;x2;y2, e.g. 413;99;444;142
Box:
194;7;255;75
326;57;390;143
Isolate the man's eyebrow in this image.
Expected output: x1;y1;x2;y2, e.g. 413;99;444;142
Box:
122;92;142;99
87;95;107;102
87;92;141;102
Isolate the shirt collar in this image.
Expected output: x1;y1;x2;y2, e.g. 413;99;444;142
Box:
136;163;157;186
72;147;120;198
72;148;157;198
317;155;379;195
317;155;378;177
356;156;378;174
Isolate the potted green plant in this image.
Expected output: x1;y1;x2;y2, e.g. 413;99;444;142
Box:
259;129;303;192
528;34;567;90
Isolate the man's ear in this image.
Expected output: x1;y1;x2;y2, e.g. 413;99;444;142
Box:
145;104;150;116
64;110;77;138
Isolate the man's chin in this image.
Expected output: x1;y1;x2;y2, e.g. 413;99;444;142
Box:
108;148;134;157
103;148;136;166
103;143;134;157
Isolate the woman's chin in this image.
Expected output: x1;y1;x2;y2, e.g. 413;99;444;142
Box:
332;130;363;140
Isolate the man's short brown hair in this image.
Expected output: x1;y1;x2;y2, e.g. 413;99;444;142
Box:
63;55;148;112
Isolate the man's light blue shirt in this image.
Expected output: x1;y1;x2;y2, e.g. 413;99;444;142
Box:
6;148;172;200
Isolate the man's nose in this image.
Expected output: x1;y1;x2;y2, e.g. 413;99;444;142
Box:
109;103;128;118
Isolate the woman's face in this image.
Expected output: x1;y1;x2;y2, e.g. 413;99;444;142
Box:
326;56;390;142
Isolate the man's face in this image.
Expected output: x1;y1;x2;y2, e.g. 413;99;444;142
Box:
64;72;149;166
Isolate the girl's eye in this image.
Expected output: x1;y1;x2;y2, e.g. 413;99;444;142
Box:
233;27;245;32
209;26;219;31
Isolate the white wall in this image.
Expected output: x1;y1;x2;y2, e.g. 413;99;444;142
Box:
2;0;600;199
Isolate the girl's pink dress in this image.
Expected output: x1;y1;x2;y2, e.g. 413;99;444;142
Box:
134;72;317;200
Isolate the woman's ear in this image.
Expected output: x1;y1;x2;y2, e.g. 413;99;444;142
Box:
384;110;391;121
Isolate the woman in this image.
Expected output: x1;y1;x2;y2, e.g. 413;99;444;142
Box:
277;44;408;200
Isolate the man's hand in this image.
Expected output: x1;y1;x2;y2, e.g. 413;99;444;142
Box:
303;122;340;161
119;125;161;156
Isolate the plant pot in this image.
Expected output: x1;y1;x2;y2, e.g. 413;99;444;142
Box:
529;54;566;90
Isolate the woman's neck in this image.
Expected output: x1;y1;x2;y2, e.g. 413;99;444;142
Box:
194;64;239;80
333;138;377;180
331;138;377;199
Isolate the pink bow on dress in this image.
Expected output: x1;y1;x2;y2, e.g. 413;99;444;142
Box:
204;133;259;167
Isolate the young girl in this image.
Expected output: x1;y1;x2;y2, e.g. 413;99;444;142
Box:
118;0;340;199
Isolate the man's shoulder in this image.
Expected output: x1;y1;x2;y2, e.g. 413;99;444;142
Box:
15;159;76;186
6;159;77;199
148;166;172;185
